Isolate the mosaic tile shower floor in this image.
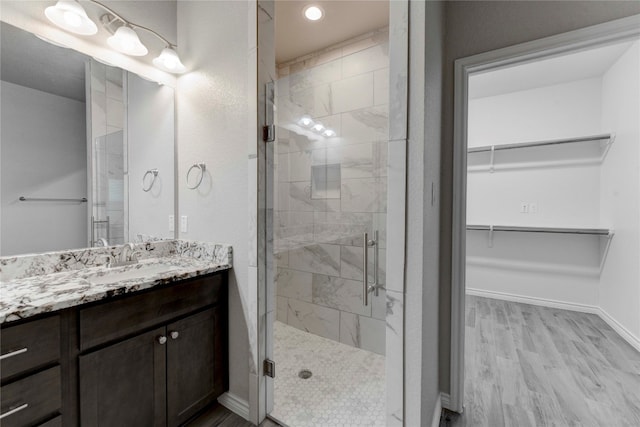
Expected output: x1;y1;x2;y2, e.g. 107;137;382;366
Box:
271;321;385;427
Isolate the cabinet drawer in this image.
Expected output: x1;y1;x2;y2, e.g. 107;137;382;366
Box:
79;274;223;351
1;315;60;382
0;366;61;427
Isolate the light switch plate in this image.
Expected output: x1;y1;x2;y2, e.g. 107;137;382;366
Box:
520;202;529;214
529;203;538;214
180;215;188;233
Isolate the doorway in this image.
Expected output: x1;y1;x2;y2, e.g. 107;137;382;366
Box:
449;16;640;425
270;3;388;425
257;1;409;425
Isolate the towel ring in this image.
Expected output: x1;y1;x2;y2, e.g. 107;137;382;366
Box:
142;169;159;192
187;162;206;189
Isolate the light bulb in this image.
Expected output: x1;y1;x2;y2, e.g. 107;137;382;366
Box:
312;122;325;133
107;26;148;56
153;47;187;74
45;0;98;35
298;115;314;127
322;129;336;137
303;5;324;21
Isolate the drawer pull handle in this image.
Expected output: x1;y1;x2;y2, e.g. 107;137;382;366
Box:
0;347;27;360
0;403;28;419
169;331;179;340
157;336;167;345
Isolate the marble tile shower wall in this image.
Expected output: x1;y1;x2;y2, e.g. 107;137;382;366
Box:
274;31;389;355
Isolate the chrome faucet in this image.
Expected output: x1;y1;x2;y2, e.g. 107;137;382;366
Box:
119;243;138;264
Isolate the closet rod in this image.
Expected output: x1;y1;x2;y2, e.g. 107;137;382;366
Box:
466;224;611;236
468;133;612;153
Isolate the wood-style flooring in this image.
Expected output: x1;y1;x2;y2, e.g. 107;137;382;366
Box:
443;295;640;427
187;404;280;427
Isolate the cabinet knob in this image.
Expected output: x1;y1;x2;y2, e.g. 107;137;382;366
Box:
169;331;179;340
157;335;167;345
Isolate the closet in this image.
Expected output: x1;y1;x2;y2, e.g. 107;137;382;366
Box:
465;39;640;350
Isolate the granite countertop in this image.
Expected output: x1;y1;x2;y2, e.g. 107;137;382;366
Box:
0;240;232;324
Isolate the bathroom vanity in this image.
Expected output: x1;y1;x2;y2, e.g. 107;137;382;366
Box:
0;240;232;427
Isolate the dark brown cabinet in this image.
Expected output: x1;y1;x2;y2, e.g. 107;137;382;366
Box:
79;306;225;427
1;272;228;427
0;315;62;427
167;307;225;426
79;327;167;426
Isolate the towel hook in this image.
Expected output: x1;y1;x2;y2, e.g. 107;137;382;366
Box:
142;169;159;192
187;162;206;189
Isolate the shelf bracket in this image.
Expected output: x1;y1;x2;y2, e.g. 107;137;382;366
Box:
489;145;495;173
599;229;615;272
601;132;616;161
488;225;494;248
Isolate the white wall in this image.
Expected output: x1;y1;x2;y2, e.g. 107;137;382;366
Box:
599;41;640;341
1;81;87;255
176;0;254;406
127;73;175;241
466;78;604;307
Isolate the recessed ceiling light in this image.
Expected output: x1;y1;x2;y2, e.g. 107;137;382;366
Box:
303;5;324;21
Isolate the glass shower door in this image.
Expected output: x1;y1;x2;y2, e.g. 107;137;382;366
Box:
88;60;125;246
268;36;390;426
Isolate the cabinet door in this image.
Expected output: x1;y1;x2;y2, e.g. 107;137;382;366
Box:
79;327;167;427
166;307;224;426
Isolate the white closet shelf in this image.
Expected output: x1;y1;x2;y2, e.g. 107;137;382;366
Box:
467;133;613;154
466;224;612;236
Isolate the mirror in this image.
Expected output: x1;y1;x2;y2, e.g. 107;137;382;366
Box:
0;21;176;256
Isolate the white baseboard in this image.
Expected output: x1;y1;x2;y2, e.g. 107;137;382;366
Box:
466;288;640;352
217;392;250;421
598;308;640;353
431;394;442;427
466;288;599;314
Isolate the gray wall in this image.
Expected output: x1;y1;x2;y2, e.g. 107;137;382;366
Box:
1;81;87;255
439;0;640;395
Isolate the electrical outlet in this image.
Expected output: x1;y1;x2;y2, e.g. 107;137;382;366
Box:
180;215;188;233
529;203;538;214
520;202;529;214
168;215;175;232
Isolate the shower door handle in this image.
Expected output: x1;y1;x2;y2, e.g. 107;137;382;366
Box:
362;231;378;306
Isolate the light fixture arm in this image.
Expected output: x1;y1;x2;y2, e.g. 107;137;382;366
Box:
88;0;176;48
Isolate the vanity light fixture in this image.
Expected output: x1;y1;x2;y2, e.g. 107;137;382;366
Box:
153;47;187;74
43;0;188;74
45;0;98;35
303;5;324;21
107;25;148;56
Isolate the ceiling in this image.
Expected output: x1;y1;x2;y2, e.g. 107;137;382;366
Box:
275;0;389;64
1;21;88;102
469;40;636;99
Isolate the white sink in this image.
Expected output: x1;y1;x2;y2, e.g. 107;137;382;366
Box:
87;263;180;285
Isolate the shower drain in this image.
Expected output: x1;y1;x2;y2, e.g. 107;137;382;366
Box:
298;369;312;379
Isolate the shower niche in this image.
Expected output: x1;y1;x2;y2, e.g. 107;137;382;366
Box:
311;164;341;199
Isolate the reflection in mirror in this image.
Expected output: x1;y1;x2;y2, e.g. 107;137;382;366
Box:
0;21;175;257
